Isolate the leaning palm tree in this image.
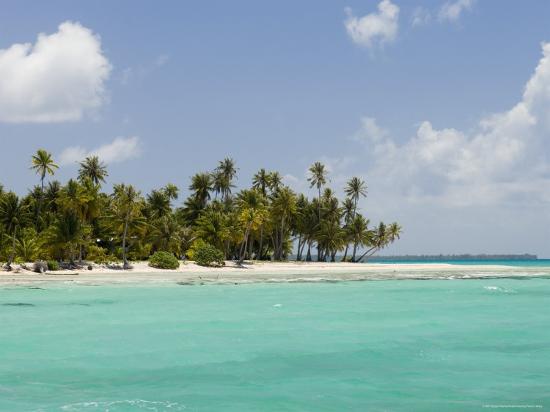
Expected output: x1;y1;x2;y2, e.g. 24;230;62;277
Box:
349;214;371;262
0;193;29;270
30;149;58;222
356;221;401;262
78;156;108;186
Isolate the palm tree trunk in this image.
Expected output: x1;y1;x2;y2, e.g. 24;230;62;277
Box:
122;213;130;269
239;225;250;264
357;247;377;263
258;225;264;260
35;175;45;230
306;242;312;261
296;235;302;261
343;244;349;261
7;226;17;269
351;241;358;263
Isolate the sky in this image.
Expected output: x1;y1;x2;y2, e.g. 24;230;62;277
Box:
1;0;550;257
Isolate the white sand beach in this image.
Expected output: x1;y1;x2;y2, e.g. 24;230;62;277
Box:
1;261;548;286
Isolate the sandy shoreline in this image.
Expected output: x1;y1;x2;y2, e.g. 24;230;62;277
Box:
1;261;549;286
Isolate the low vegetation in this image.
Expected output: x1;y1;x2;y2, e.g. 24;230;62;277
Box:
194;243;225;267
148;251;180;270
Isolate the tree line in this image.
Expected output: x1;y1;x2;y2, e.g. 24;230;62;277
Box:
0;150;401;269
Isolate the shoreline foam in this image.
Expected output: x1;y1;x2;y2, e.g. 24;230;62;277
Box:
1;261;550;286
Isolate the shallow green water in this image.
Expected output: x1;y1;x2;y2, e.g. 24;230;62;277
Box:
1;279;549;411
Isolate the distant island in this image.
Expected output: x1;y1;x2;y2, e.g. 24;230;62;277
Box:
369;254;538;261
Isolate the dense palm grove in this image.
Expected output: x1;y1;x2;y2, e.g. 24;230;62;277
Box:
0;150;401;269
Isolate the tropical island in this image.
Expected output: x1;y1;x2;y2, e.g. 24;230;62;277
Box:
0;150;402;275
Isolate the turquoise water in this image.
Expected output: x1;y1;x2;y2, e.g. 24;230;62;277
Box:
1;279;550;411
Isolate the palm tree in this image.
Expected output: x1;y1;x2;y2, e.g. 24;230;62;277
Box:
345;177;367;218
341;197;355;261
252;169;270;196
308;162;328;261
349;214;371;262
307;162;328;220
30;149;58;223
270;186;297;260
189;173;212;208
317;220;345;262
215;157;237;201
163;184;179;202
78;156;108;186
49;210;82;267
149;214;179;253
147;189;171;219
173;226;195;260
252;169;272;259
268;171;282;193
0;193;29;269
109;184;145;269
236;189;267;264
355;222;401;262
195;209;230;255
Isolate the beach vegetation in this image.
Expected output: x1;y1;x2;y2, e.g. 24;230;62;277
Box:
0;152;401;269
149;251;180;270
194;243;225;267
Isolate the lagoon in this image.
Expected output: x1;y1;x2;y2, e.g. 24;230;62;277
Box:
1;278;549;411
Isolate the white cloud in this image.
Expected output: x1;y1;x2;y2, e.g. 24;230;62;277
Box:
353;42;550;208
344;0;399;49
0;21;111;123
438;0;475;22
411;7;432;27
155;54;169;67
59;137;141;165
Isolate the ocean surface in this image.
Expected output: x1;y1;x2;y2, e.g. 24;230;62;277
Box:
368;258;550;267
1;277;550;411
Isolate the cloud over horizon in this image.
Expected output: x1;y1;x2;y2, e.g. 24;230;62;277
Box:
0;21;111;123
352;42;550;208
59;137;141;166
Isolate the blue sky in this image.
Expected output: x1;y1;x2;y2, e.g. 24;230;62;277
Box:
1;0;550;256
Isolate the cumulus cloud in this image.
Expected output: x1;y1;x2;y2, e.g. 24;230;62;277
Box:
59;137;141;165
344;0;399;49
0;21;111;123
353;42;550;207
438;0;475;22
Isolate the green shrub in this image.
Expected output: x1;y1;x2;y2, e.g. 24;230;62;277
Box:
86;245;113;264
194;243;225;267
149;251;180;270
47;260;60;271
186;238;207;261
